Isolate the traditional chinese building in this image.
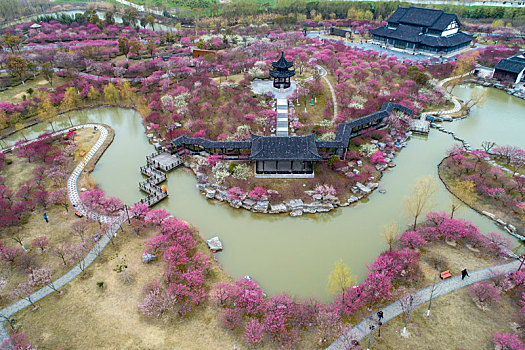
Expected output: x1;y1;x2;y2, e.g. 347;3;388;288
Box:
269;52;295;89
250;133;320;177
493;52;525;85
370;6;473;55
169;103;412;178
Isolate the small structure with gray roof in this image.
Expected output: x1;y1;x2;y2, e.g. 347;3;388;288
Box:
493;52;525;85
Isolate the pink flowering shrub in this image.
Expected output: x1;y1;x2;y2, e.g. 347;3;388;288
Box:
369;150;386;165
492;332;525;350
469;282;500;305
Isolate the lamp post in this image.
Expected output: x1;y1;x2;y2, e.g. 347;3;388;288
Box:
367;324;375;350
124;204;131;224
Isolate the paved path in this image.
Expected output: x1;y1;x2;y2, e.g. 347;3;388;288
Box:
0;124;127;347
327;260;520;349
421;71;472;120
318;66;338;120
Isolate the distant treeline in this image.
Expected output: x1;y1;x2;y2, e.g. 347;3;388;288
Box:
220;0;525;21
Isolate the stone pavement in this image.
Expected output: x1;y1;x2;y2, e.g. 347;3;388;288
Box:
327;260;520;349
0;124;128;348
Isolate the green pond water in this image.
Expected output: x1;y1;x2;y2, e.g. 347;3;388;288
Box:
3;84;524;301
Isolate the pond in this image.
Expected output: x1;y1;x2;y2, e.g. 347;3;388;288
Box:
3;85;524;301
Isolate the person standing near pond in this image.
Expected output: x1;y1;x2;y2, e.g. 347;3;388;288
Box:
43;213;48;223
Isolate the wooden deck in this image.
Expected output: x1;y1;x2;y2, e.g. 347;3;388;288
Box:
138;151;183;207
410;119;430;134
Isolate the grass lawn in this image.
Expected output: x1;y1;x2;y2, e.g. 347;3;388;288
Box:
0;76;67;105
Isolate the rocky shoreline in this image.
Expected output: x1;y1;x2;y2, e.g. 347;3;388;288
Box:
186;133;412;216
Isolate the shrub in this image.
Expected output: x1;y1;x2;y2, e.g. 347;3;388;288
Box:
492;332;524;350
469;282;500;306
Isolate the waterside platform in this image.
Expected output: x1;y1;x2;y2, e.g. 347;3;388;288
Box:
138;151;182;207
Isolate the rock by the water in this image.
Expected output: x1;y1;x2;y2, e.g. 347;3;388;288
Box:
206;236;223;251
356;182;371;194
290;209;303;217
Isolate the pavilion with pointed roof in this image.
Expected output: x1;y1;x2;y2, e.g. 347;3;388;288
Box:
270;52;295;89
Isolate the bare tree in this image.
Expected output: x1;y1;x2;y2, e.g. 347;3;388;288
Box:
481;141;496;153
426;277;439;317
404;175;438;230
382;222;399;251
399;292;421;336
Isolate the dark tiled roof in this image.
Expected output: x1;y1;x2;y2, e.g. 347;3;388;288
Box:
272;52;293;69
370;25;473;48
170;135;251;149
250;133;321;161
387;7;408;25
494;54;525;74
320;102;413;150
420;32;473;47
371;25;422;43
169;103;413;160
269;69;295;78
397;7;444;27
430;13;458;31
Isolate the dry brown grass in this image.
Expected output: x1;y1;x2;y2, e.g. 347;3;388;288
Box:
366;243;514;349
1;77;67;105
0;129;103;308
10;224;320;350
3;155;38;190
372;288;519;350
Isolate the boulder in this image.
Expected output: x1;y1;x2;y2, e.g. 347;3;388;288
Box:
357;160;363;167
206;236;223;251
205;188;216;199
242;199;257;209
230;199;242;208
290;209;303;217
254;201;269;213
356;182;371;194
347;196;359;203
215;190;228;201
496;219;507;226
286;199;304;211
482;211;496;219
270;203;287;213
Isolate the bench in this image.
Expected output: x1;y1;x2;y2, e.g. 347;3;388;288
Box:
74;211;83;218
440;270;452;280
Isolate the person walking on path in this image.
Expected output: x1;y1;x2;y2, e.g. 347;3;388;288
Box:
461;268;470;280
43;213;48;223
377;310;384;321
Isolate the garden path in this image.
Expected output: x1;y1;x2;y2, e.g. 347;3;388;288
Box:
327;260;520;349
0;124;128;348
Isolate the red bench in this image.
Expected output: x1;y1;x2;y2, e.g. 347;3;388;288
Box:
75;211;83;218
440;270;452;280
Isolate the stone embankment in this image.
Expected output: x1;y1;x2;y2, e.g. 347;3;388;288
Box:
468;77;525;101
188;134;411;216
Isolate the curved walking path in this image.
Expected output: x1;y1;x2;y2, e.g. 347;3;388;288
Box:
0;124;128;347
421;71;472;119
306;64;338;120
327;259;520;349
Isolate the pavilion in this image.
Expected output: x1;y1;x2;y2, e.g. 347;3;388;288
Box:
269;52;295;89
370;6;473;55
